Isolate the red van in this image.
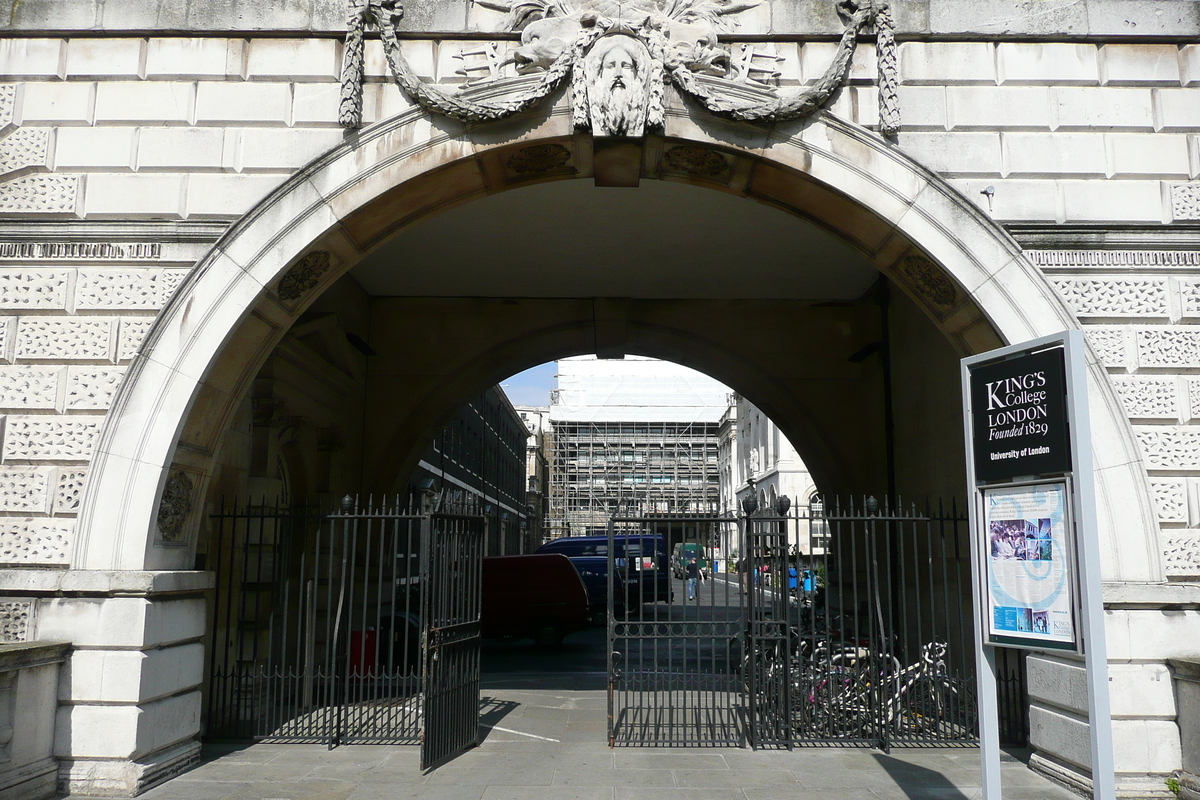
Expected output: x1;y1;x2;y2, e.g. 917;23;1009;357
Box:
482;554;590;648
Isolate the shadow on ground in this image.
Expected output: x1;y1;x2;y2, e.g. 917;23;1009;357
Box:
476;696;520;743
874;753;972;799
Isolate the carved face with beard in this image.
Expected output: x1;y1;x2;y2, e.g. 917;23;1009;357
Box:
586;35;649;136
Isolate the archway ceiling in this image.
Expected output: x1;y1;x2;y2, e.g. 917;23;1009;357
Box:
349;179;880;299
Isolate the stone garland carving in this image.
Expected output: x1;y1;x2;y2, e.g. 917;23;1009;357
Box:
0;468;50;513
117;317;155;362
0;601;33;644
0;366;61;410
1;417;103;461
157;470;194;543
1164;535;1200;576
662;145;729;177
1172;183;1200;222
0;519;73;565
873;9;898;133
1050;278;1168;318
0;269;70;309
1137;329;1200;369
339;0;899;134
1110;376;1178;419
277;251;332;301
1149;479;1188;523
66;367;125;410
75;269;189;310
1027;250;1200;268
1134;428;1200;470
0;174;79;215
1084;326;1127;367
16;318;113;361
0;128;50;177
54;469;87;514
506;143;572;174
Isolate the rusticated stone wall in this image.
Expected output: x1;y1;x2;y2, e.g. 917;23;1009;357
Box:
1034;250;1200;576
0;32;1197;586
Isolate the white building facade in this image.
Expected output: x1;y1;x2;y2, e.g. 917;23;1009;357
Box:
726;393;819;555
515;404;550;546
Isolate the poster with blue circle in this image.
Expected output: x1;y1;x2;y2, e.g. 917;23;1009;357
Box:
983;482;1077;650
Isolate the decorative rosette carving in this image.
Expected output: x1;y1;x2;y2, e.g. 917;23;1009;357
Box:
278;251;332;301
157;470;195;543
506;144;572;174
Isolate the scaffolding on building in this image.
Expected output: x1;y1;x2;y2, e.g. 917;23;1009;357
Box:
547;419;721;538
546;357;726;540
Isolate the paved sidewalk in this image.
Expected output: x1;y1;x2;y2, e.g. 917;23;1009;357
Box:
138;677;1078;800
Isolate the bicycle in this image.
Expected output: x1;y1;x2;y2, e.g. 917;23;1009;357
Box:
873;641;975;739
893;642;976;738
790;639;974;742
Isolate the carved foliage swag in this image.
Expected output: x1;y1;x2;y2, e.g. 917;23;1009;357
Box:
338;0;900;135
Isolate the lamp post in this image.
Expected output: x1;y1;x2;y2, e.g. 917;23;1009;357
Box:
741;477;758;517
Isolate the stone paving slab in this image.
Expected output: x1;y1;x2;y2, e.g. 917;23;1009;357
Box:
116;684;1080;800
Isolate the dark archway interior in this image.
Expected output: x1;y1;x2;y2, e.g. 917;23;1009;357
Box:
200;178;969;511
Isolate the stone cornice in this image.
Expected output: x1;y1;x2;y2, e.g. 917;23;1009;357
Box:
0;569;216;597
0;220;228;244
1009;224;1200;252
2;0;1198;42
0;641;69;671
1102;580;1200;608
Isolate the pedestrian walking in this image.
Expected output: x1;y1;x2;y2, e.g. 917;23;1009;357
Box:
686;555;699;600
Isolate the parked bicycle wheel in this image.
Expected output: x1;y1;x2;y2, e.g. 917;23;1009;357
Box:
897;675;946;735
938;675;978;739
795;667;873;739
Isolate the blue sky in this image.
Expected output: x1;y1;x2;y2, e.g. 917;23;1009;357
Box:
500;361;556;407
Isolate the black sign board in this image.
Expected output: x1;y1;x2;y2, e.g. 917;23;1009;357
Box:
969;347;1071;483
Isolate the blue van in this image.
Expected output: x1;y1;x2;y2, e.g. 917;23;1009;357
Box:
536;534;672;616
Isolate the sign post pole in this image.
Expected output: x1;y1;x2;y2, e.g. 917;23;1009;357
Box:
962;329;1114;800
1063;331;1116;800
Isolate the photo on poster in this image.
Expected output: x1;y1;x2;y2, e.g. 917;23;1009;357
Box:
982;482;1077;650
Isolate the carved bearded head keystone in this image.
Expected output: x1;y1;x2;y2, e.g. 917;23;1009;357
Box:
586;35;651;137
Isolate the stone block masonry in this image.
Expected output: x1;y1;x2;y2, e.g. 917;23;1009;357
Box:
0;39;1195;223
1032;250;1200;577
0;10;1194;799
0;26;1192;585
0;252;199;570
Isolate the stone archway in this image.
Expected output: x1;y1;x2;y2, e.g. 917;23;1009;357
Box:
72;92;1159;591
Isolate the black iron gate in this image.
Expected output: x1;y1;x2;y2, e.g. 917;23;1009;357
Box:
607;498;981;750
607;515;745;746
205;495;485;765
744;510;793;748
419;504;485;769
